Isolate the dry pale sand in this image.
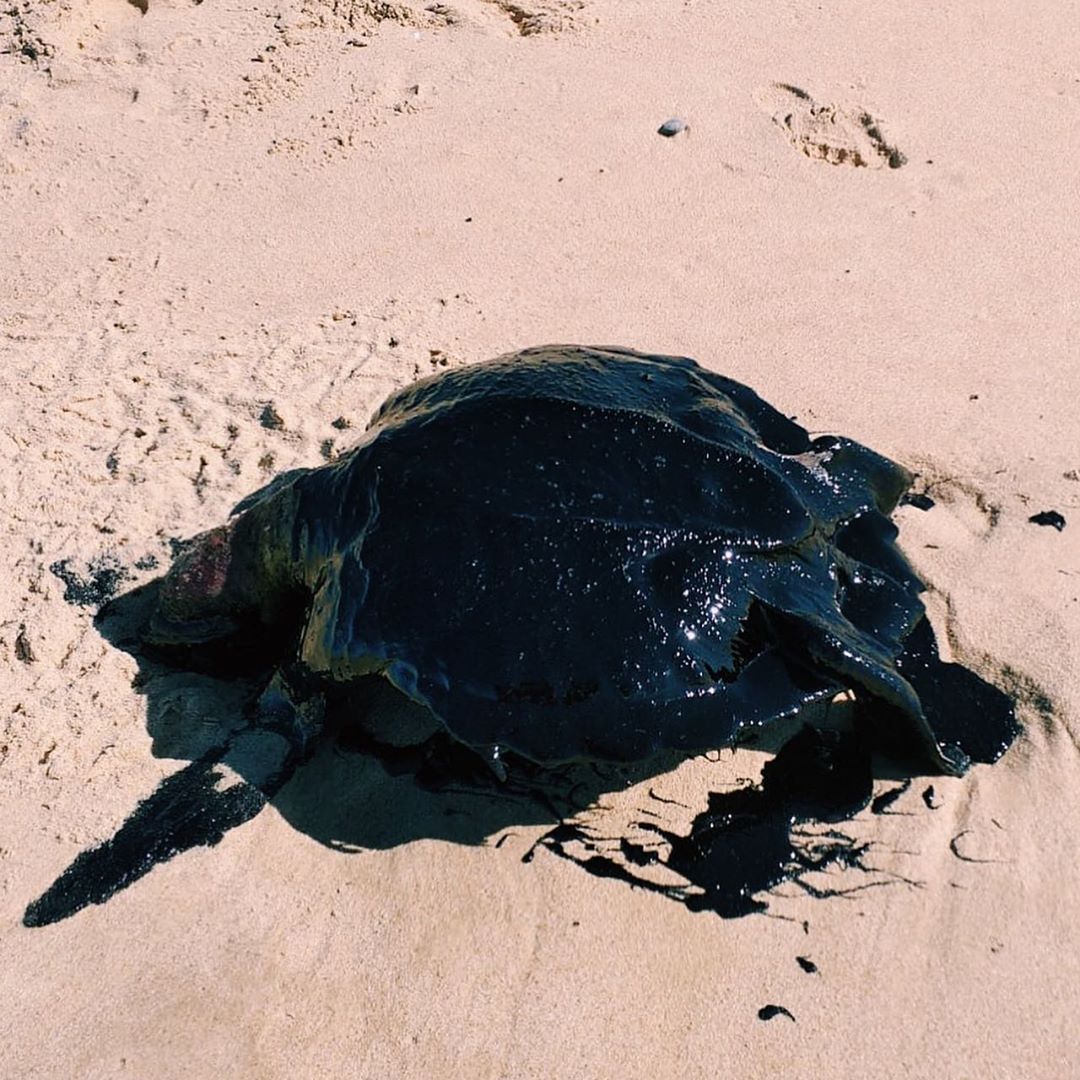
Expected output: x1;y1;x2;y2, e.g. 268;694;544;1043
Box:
2;1;1079;1076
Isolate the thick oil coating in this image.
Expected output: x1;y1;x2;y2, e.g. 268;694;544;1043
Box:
150;346;999;772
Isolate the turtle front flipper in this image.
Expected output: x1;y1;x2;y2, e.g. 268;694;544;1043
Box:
241;664;327;789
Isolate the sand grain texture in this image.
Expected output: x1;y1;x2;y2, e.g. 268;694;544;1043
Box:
2;1;1079;1077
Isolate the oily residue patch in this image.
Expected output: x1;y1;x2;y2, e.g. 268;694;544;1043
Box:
758;1004;796;1022
50;555;133;608
1028;510;1066;531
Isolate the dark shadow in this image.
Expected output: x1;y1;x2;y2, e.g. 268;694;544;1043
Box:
526;725;882;919
25;580;680;926
24;579;1019;928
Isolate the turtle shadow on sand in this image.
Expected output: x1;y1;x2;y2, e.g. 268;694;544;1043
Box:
24;576;1017;928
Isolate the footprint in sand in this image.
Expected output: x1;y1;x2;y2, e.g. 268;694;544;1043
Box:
476;0;584;36
905;472;1002;542
756;83;906;169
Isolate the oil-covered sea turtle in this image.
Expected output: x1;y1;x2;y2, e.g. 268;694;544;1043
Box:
143;344;1012;788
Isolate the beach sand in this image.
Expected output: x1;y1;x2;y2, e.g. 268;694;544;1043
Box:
2;2;1078;1076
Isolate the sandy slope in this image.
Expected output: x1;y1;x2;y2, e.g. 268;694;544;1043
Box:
2;1;1078;1076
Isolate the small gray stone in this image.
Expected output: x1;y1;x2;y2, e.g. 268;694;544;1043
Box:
657;117;688;138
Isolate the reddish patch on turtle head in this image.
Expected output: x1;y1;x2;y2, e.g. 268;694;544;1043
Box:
175;524;232;592
158;523;236;626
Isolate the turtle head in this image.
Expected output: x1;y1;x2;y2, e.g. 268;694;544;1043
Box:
143;477;312;671
146;513;306;656
146;521;254;649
